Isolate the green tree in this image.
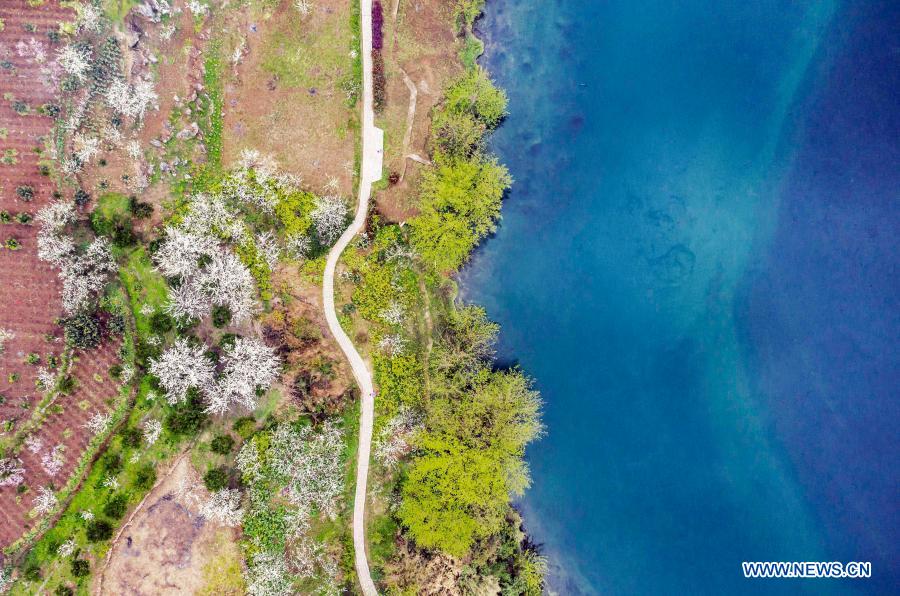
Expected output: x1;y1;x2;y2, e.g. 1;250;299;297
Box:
443;67;508;128
397;434;508;557
409;155;510;272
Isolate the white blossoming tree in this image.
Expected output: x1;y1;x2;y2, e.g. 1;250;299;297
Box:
106;78;158;121
57;538;77;557
84;412;111;436
245;551;293;596
56;45;91;81
206;338;279;415
0;457;25;488
149;338;215;404
72;133;101;164
377;333;406;357
153;227;219;277
40;444;66;476
143;418;162;445
310;196;348;245
199;488;244;526
36;203;117;313
59;237;117;313
374;407;422;468
268;422;343;519
32;486;58;516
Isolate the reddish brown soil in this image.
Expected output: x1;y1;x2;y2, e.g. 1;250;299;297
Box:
0;337;123;548
0;0;125;550
0;0;70;422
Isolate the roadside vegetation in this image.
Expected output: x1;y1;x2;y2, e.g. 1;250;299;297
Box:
338;0;547;593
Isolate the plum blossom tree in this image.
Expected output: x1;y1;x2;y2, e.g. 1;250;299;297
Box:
199;488;244;526
72;133;101;164
40;444;66;476
374;407;422;468
105;78;158;121
206;338;279;415
196;249;257;322
149;338;215;404
245;551;293;596
0;457;25;488
0;567;11;593
153;227;219;278
310;196;348;245
268;422;343;519
379;302;405;325
285;234;312;260
36;203;116;313
255;231;280;270
56;45;91;81
36;366;56;391
180;193;246;240
24;435;43;454
32;486;58;516
143;418;162;445
58;238;116;313
74;1;104;32
84;412;111;436
377;333;406;357
57;538;77;557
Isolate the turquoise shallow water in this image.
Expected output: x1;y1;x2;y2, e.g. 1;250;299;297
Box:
460;1;899;593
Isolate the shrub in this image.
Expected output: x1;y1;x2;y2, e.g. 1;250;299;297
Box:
372;0;384;50
134;463;157;490
15;212;32;224
25;353;40;365
16;185;34;201
23;561;41;581
108;314;126;335
101;451;123;475
54;586;74;596
232;416;256;440
63;312;103;349
86;519;113;542
164;388;208;436
103;493;129;519
373;51;386;112
211;305;232;328
149;312;174;334
73;189;90;207
210;434;234;454
108;364;123;379
203;467;229;491
128;196;153;219
121;427;142;448
70;559;90;577
57;375;75;394
0;210;9;223
5;237;20;250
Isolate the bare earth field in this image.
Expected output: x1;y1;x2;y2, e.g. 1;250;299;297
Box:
98;455;243;595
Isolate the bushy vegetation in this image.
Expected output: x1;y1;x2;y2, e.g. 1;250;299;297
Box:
408;68;511;272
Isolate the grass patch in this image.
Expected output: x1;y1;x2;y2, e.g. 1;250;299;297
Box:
117;247;169;339
95;192;130;221
261;10;353;90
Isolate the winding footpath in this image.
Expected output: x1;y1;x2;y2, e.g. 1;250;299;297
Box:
322;0;383;591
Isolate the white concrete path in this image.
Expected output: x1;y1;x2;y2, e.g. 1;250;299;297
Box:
321;0;382;591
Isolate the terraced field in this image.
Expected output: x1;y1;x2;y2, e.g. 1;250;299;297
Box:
0;0;125;552
0;0;69;419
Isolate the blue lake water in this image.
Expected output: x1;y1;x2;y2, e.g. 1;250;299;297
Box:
460;1;899;593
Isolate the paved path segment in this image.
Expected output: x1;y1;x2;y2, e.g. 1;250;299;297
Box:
321;0;383;591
